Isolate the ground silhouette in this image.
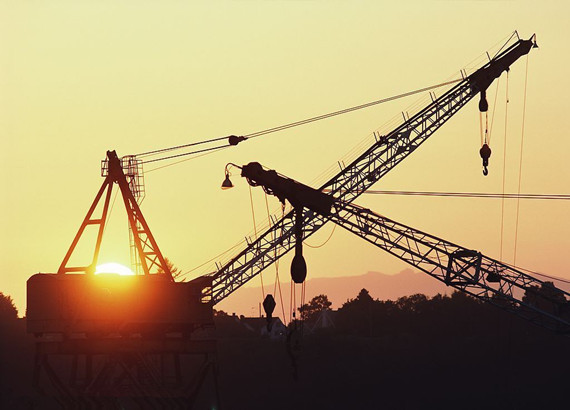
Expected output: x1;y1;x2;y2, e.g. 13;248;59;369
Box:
1;289;568;409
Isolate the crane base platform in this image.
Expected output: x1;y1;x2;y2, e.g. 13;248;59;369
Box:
33;336;220;408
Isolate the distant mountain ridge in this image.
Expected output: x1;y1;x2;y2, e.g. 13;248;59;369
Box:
215;269;450;318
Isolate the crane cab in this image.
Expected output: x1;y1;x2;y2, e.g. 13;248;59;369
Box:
27;273;213;338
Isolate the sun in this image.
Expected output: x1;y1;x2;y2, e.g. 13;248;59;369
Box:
95;262;135;276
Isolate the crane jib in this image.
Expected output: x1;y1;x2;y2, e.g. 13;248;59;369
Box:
211;36;536;296
209;34;559;334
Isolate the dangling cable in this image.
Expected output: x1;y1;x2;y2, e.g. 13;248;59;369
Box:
479;74;502;176
513;55;530;265
305;224;337;248
288;277;293;325
265;193;287;325
488;78;501;144
484;111;489;145
286;278;300;380
500;71;510;261
300;281;306;336
479;91;491;175
479;111;484;147
264;194;278;291
248;184;265;299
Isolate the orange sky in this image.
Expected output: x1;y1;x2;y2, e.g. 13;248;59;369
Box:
1;1;569;316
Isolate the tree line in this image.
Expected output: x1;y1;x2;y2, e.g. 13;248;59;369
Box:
298;281;568;338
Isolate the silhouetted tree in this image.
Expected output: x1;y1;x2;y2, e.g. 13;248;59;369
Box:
337;289;380;336
157;257;183;280
522;281;568;317
0;292;18;322
396;293;428;313
214;309;230;317
299;294;332;322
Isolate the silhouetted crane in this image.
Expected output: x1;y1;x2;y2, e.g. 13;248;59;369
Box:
209;35;569;336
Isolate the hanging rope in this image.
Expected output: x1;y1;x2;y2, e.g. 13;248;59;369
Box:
488;77;502;145
248;184;265;299
479;107;491;175
265;193;287;325
290;280;294;324
305;224;337;248
513;55;530;265
479;112;484;147
500;70;510;261
478;78;502;176
300;281;306;335
484;112;489;145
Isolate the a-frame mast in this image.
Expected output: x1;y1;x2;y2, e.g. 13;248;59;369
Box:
57;150;172;280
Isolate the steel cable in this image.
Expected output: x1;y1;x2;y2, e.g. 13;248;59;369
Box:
137;78;463;166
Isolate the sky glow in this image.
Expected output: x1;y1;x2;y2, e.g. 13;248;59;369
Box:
1;1;569;316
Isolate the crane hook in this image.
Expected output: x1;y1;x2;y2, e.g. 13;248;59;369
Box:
479;143;492;177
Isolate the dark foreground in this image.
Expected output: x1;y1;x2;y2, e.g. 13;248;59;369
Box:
1;303;568;409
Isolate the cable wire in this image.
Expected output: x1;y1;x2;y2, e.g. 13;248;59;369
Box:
500;71;510;261
243;79;462;140
248;184;265;299
492;31;518;60
326;190;570;200
264;193;287;325
503;262;570;286
181;239;246;278
142;145;228;164
305;224;337;248
136;135;229;158
513;55;530;265
135;78;463;166
144;146;230;173
488;77;501;145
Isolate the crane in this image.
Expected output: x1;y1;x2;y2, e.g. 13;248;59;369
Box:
28;32;560;408
27;151;218;408
230;161;570;333
209;35;542;316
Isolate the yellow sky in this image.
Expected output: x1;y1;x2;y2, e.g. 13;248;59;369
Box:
1;1;569;314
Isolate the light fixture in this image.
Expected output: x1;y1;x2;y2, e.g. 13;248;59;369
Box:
221;163;241;190
221;172;233;189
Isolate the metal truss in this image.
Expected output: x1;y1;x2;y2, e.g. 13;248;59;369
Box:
211;37;535;314
60;150;171;277
212;77;477;303
211;60;477;302
329;200;570;334
33;337;220;409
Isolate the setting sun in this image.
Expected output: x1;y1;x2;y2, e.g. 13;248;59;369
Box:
95;263;135;276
